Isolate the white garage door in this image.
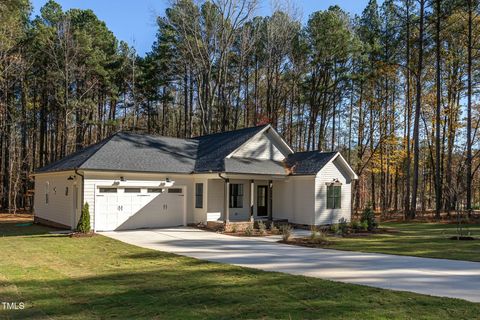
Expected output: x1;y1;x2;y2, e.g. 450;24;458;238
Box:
95;187;185;231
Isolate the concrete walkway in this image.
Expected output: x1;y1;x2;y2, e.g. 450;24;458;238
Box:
101;227;480;302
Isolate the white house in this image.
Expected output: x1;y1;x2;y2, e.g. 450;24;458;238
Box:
33;124;358;231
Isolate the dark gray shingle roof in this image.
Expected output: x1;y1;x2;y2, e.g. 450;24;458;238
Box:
225;157;286;175
193;125;269;172
36;125;270;174
81;133;198;173
285;151;338;175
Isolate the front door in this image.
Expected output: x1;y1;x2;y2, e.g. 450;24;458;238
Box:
257;186;268;217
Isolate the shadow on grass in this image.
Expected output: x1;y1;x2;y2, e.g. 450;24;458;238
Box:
4;264;479;320
0;222;58;237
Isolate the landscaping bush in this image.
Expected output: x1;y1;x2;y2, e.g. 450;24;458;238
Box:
330;223;339;234
310;225;318;240
360;220;369;231
338;218;349;236
230;224;238;233
310;226;328;244
244;224;254;236
350;220;360;231
270;222;279;234
281;224;292;241
76;202;91;233
258;221;267;235
361;205;378;231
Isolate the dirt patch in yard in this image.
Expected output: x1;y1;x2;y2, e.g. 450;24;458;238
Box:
0;213;34;224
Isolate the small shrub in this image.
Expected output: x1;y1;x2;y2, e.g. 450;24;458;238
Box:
313;230;329;244
310;225;318;240
330;223;339;234
350;220;360;231
257;221;267;235
361;205;378;231
230;224;238;233
360;220;369;231
76;202;91;233
244;224;254;236
270;222;279;234
338;218;349;236
281;224;292;241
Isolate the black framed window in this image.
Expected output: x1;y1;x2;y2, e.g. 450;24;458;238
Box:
195;183;203;208
327;185;341;209
229;184;243;208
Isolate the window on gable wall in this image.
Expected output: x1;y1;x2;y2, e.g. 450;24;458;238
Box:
327;185;341;209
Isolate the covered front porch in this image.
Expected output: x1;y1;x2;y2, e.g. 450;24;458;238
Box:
202;174;288;229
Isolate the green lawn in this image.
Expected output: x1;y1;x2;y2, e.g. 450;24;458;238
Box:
324;222;480;262
0;223;479;319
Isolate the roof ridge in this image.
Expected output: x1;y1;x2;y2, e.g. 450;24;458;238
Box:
293;150;338;155
117;131;196;142
192;124;269;139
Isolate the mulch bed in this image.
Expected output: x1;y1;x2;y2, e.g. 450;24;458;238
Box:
222;231;280;237
280;238;332;248
69;232;96;238
449;236;477;241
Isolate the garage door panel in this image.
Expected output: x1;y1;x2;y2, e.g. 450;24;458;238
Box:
95;187;185;231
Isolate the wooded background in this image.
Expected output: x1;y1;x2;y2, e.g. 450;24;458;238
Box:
1;0;479;218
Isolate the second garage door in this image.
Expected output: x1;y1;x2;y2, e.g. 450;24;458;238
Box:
95;187;185;231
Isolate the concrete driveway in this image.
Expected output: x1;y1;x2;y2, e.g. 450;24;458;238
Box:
101;227;480;303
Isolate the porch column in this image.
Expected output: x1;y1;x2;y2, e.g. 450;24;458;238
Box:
268;180;273;221
224;178;230;223
249;180;254;222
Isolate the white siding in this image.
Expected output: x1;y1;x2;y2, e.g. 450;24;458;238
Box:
207;179;260;221
207;179;224;221
272;179;293;221
272;176;315;224
292;177;316;225
34;171;79;229
83;172;195;230
315;158;352;225
230;130;289;161
193;177;208;223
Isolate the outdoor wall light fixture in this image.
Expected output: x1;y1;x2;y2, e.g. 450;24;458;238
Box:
67;175;75;180
160;178;175;187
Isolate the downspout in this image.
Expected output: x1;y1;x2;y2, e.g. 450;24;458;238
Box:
75;168;84;229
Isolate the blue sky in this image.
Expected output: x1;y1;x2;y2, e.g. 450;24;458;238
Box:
30;0;375;55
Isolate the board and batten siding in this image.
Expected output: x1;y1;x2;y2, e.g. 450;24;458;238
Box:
34;171;80;229
315;158;352;225
291;177;316;225
272;180;294;221
272;177;316;225
83;172;195;230
229;130;289;161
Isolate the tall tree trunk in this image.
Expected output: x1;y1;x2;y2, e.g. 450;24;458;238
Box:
466;0;473;214
410;0;425;219
435;0;442;219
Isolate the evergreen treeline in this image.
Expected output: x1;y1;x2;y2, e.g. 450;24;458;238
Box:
1;0;479;219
